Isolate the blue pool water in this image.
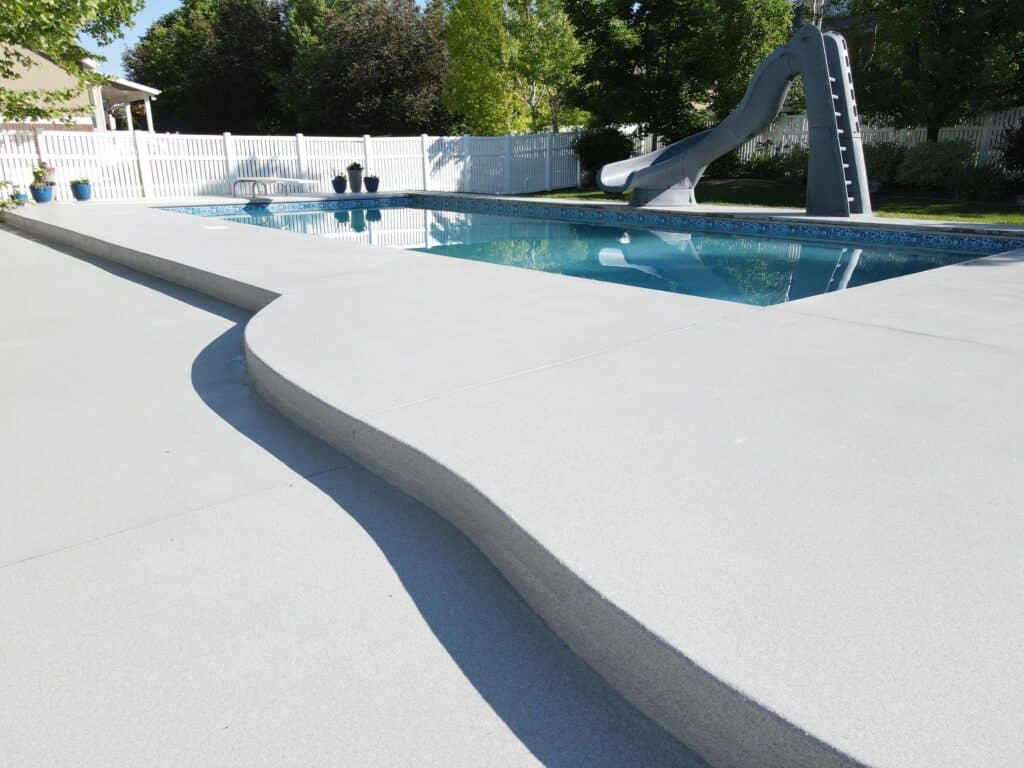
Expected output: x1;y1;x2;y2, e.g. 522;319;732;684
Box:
178;198;987;306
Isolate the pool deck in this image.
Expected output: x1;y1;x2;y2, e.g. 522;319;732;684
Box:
4;196;1024;767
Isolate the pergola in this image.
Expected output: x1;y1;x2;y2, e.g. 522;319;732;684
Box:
93;78;161;133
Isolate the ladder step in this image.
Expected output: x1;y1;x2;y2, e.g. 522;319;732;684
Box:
848;196;855;202
832;93;840;100
843;163;850;168
845;179;853;185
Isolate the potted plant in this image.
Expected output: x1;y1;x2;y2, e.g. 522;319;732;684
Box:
38;161;56;184
70;178;92;201
10;184;28;205
30;166;55;203
347;161;364;193
364;174;380;193
331;173;347;194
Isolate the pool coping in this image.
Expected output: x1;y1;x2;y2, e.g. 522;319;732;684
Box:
4;197;1024;768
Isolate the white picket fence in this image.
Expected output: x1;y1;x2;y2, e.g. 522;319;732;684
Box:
736;107;1024;163
0;129;582;202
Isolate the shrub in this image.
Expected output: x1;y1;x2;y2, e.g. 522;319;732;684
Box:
572;127;635;183
895;139;974;195
737;146;807;184
703;149;743;179
777;145;808;184
862;141;905;187
1001;119;1024;191
957;163;1013;200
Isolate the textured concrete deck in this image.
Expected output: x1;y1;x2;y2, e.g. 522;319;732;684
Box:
5;198;1024;767
0;227;703;767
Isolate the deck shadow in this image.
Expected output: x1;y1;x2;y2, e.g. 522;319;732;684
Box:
35;236;707;767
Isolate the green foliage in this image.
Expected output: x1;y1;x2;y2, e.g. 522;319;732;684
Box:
1;0;143;121
1001;119;1024;185
565;0;793;141
845;0;1024;141
862;141;905;187
506;0;585;131
702;149;742;179
444;0;584;134
571;126;633;181
125;0;452;135
733;146;807;184
958;163;1013;201
283;0;452;135
893;139;1012;200
443;0;521;133
124;0;293;133
895;140;973;193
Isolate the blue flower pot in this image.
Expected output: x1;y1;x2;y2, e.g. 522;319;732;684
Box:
30;185;53;203
12;192;28;206
364;177;380;193
331;177;347;194
71;182;92;201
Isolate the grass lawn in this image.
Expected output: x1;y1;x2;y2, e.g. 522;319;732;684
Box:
530;180;1024;225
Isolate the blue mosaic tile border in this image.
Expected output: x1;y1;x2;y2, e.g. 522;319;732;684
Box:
162;196;410;218
163;195;1024;255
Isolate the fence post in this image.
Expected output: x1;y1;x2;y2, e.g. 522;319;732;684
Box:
362;134;372;173
32;126;45;164
544;131;553;191
295;133;308;178
133;131;154;198
420;133;430;191
462;134;470;192
222;132;237;195
575;131;582;188
504;134;513;194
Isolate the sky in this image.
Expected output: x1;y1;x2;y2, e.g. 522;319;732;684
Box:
88;0;183;77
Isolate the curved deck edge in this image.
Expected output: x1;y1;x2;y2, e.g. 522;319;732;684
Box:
243;319;862;768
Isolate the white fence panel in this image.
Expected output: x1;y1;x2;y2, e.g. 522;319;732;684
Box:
0;131;37;193
737;107;1024;163
2;129;582;200
144;133;229;197
41;131;143;200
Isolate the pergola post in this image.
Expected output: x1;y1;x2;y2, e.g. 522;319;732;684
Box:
143;97;155;133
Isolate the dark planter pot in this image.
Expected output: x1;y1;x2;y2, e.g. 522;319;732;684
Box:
331;177;347;194
71;182;92;201
347;168;363;193
12;192;28;206
364;177;380;193
30;185;53;203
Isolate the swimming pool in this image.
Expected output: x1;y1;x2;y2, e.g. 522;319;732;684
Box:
170;196;1012;306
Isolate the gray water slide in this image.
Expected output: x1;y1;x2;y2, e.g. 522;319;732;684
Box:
598;24;872;217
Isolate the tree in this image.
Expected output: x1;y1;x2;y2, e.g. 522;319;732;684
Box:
506;0;585;131
1;0;143;121
845;0;1024;141
123;0;293;133
443;0;522;134
444;0;586;134
564;0;793;141
283;0;453;135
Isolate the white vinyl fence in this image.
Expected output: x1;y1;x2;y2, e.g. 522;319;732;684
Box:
736;107;1024;163
0;130;582;202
